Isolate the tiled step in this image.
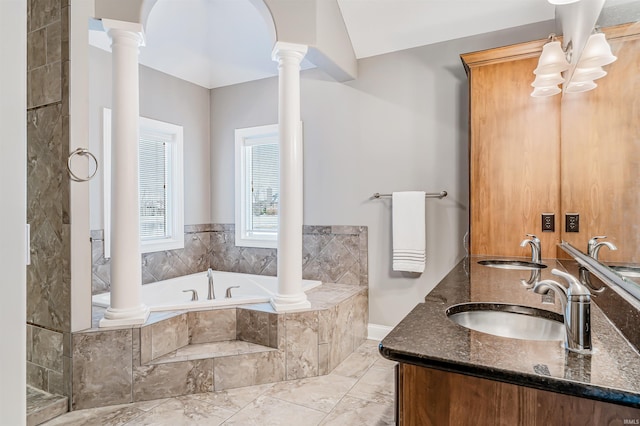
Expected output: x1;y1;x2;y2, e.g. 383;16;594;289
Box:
148;339;277;365
27;386;68;426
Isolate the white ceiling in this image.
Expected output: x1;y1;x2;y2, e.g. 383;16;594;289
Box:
90;0;556;89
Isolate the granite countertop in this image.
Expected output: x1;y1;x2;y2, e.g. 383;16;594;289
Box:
379;256;640;408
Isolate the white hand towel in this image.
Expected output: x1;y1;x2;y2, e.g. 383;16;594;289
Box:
392;191;426;273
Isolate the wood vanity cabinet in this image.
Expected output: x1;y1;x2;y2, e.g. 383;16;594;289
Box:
396;363;640;425
461;41;561;259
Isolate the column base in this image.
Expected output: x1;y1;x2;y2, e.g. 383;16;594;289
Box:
99;304;150;328
270;292;311;312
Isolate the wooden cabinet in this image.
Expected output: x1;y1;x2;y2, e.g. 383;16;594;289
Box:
461;41;561;259
396;363;640;425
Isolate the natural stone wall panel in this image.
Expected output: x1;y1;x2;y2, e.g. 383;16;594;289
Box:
303;238;358;283
72;330;133;410
179;232;210;274
329;297;355;371
142;250;192;284
318;306;337;346
28;62;62;109
189;309;236;344
133;359;214;402
271;311;286;350
31;326;63;372
48;369;64;396
285;311;319;380
27;362;48;390
353;291;369;347
359;230;369;286
318;343;330;376
27;103;70;331
46;19;61;64
27;325;33;362
236;308;271;347
139;326;152;365
28;0;60;32
150;313;189;360
302;233;334;268
91;224;368;292
26;0;73;400
28;27;46;70
213;351;285;391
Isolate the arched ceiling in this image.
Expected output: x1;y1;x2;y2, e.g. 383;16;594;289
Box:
90;0;558;89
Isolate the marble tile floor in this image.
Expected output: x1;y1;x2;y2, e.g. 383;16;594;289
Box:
42;340;395;426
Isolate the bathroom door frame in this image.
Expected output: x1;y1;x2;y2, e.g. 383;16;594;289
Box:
0;0;27;423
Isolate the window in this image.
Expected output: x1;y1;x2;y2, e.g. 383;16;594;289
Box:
103;108;184;257
235;124;280;248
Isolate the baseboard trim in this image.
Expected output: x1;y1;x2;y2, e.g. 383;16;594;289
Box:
367;323;394;341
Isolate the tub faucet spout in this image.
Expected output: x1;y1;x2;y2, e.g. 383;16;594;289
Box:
207;268;215;300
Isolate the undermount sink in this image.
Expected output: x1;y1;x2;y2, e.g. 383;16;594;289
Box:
609;265;640;279
446;303;564;341
477;260;547;270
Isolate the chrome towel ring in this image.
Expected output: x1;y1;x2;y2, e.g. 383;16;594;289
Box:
67;147;98;182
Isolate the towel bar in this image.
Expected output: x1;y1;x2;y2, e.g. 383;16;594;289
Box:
372;191;447;199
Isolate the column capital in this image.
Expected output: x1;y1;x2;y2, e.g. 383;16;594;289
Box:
102;18;145;46
272;42;308;63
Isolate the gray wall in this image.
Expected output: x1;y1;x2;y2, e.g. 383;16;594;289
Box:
210;21;555;327
89;47;211;229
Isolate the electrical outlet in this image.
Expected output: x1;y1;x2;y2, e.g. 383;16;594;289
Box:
542;213;555;232
566;213;580;233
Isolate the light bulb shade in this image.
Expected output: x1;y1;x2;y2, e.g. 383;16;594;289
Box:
547;0;580;4
531;72;565;87
565;81;597;93
571;66;607;82
577;33;617;68
534;41;570;74
531;85;561;97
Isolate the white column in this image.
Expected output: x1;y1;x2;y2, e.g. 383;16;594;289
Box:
270;42;311;312
100;19;149;327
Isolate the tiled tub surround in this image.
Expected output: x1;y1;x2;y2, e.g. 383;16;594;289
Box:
72;284;367;410
380;256;640;409
91;224;368;295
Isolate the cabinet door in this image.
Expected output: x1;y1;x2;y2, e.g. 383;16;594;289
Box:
469;56;561;258
398;363;640;426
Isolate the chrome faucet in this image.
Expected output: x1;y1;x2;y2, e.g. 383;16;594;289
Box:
587;236;617;260
520;234;541;263
207;268;215;300
225;286;240;298
533;269;592;353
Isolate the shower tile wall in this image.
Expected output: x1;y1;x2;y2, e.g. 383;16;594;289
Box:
27;0;72;398
91;224;368;294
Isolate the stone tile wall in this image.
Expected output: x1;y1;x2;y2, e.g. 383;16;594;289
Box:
26;0;72;399
91;224;368;294
26;324;65;396
71;285;367;410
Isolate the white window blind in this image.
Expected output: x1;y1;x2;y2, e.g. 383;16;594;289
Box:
139;133;170;240
247;143;279;234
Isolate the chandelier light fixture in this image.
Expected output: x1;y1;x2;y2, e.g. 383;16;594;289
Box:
531;34;570;97
531;30;617;97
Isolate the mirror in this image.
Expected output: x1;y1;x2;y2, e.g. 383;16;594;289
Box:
559;2;640;277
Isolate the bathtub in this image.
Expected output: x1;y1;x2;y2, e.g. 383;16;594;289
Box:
92;270;322;312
